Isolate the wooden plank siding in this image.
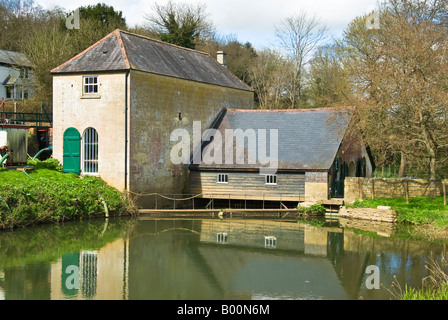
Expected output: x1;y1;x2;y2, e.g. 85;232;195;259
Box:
189;171;305;201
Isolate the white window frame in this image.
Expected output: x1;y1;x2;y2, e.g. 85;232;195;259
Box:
83;128;99;174
217;174;229;184
265;236;277;248
83;76;99;95
217;232;228;243
265;175;277;185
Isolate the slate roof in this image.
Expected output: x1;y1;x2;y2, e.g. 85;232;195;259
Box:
51;29;253;92
189;108;352;171
0;50;32;67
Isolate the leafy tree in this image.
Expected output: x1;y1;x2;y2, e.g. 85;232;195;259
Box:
197;34;257;85
66;3;127;54
144;0;214;49
78;3;126;27
307;44;352;108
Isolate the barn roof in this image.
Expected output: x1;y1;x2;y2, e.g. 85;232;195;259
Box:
51;29;253;92
0;50;32;68
189;108;352;171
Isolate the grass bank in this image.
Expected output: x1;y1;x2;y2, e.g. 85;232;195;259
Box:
349;197;448;300
350;196;448;227
0;159;136;229
349;196;448;242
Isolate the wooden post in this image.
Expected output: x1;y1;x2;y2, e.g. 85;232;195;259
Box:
371;179;375;199
280;194;282;209
263;193;265;210
358;178;362;199
405;180;409;204
443;181;447;206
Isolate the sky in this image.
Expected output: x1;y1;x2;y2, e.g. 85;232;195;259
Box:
35;0;380;49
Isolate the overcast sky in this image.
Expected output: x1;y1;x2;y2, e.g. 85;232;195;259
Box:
36;0;380;49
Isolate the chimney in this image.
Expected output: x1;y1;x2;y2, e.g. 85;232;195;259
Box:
217;51;227;68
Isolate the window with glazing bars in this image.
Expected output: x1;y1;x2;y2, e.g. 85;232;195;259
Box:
83;76;98;94
83;128;98;174
217;174;228;184
265;175;277;185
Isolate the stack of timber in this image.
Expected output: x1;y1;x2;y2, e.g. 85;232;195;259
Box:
338;206;398;223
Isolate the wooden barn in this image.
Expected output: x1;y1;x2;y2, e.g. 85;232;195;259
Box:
189;107;375;203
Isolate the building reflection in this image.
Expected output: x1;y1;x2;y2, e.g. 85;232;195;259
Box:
0;217;446;300
49;239;129;300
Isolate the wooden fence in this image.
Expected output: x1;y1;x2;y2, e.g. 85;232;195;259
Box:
345;177;448;204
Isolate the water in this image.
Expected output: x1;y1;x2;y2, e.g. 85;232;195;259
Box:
0;216;446;300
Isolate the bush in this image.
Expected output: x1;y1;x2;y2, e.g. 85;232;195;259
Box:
297;203;326;215
27;158;62;172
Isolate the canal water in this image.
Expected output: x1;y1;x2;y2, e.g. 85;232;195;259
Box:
0;216;446;300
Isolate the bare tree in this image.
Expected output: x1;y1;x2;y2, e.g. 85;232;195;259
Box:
341;0;448;192
275;12;327;108
248;49;291;109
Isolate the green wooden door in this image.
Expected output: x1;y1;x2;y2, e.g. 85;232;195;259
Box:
63;127;81;174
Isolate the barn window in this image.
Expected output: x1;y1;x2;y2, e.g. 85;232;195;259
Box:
83;76;98;94
265;236;277;248
83;128;98;174
217;174;228;184
265;175;277;185
217;232;228;243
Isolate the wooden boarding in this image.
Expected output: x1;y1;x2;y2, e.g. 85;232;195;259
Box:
139;208;300;214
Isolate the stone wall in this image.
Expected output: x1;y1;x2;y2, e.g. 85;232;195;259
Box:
338;217;398;237
305;172;328;201
52;72;128;191
344;177;443;201
339;206;398;223
129;70;254;201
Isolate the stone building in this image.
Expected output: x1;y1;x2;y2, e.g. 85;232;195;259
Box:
51;29;254;202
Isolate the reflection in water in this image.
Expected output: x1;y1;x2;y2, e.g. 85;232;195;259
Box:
0;217;446;300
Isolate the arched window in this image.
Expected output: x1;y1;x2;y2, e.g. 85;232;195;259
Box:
83;128;98;174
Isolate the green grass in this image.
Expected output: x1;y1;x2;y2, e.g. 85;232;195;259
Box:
401;283;448;300
391;258;448;300
349;196;448;227
0;159;135;229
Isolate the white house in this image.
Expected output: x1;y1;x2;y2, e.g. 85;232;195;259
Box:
0;49;33;101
